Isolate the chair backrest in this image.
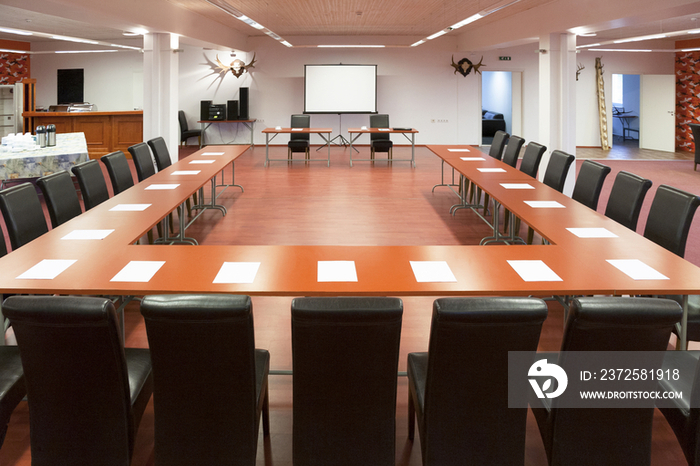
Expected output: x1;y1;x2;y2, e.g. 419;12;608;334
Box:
0;345;25;450
370;114;391;141
36;171;83;228
290;114;310;142
571;160;612;210
71;159;110;211
291;297;403;466
128;142;157;182
542;150;575;192
140;294;263;466
0;183;49;250
2;295;139;465
178;110;189;132
147;137;173;171
421;297;547;465
101;151;135;195
604;171;652;231
501;135;525;168
488;130;509;160
548;297;682;466
643;185;700;257
519;142;546;178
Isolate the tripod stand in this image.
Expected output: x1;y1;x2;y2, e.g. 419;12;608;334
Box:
317;113;358;153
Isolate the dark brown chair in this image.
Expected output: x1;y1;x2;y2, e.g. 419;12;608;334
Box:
291;297;403;466
288;114;311;161
0;346;25;449
71;159;110;211
370;114;393;160
571;160;611;211
0;183;49;250
3;295;153;466
37;170;83;228
140;294;269;466
408;297;547;465
476;130;510;214
501;135;525;168
542;150;575;193
179;110;202;146
101;151;135;195
128;143;157;182
529;297;682;466
604;171;652;231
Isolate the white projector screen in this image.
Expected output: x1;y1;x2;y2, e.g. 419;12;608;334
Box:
304;65;377;114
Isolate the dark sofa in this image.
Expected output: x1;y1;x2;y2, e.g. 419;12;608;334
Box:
482;110;506;138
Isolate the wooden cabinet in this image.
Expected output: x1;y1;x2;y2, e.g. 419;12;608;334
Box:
22;111;143;157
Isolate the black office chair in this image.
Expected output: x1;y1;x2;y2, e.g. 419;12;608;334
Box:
476;130;510;214
3;295;153;466
140;294;269;466
37;170;83;228
657;350;700;465
689;123;700;171
147;136;174;171
519;141;547;178
529;296;682;466
542;150;575;192
501;135;525;168
408;297;547;465
101;151;135;195
0;346;25;449
128;142;157;182
604;171;653;231
288;114;311;161
643;185;700;258
571;160;612;211
71;159;110;211
370;114;393;160
0;183;49;251
179;110;202;146
291;297;403;466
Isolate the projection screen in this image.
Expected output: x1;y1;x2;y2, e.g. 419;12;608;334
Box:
304;64;377;114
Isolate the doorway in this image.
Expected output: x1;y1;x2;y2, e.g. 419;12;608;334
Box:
481;71;522;145
611;74;640;148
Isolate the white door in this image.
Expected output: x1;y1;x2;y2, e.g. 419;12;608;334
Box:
640;75;675;152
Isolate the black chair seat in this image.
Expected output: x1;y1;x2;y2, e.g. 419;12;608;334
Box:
0;346;25;448
371;139;393;151
288;139;309;151
665;295;700;342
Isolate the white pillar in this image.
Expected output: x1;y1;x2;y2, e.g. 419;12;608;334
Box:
143;33;179;164
538;33;577;195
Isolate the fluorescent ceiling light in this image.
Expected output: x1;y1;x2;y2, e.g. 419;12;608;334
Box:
0;48;29;54
590;48;652;52
55;50;118;54
110;44;142;50
576;43;601;48
0;27;32;36
411;40;426;47
280;41;293;47
204;0;290;45
52;35;99;45
682;48;700;52
318;45;385;48
427;29;449;40
451;14;483;30
614;34;667;43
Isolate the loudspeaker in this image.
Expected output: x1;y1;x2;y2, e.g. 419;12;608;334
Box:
239;87;249;120
208;104;227;120
227;100;239;120
200;100;212;121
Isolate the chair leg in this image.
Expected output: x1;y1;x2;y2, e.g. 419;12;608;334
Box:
371;147;375;160
483;193;491;216
503;208;511;233
389;147;393;160
305;147;310;161
408;391;416;441
147;230;154;245
262;382;270;436
527;226;535;244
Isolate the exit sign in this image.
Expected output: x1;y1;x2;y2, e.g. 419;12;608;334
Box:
499;56;512;61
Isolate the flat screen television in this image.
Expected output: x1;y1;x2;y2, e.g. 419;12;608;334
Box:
304;64;377;114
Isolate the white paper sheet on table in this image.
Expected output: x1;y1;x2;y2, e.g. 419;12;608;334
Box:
145;184;180;190
291;128;303;131
189;160;216;164
410;261;457;283
500;183;535;190
17;259;77;280
448;148;471;152
607;259;669;280
213;262;261;284
201;152;224;156
477;168;507;173
460;157;486;161
61;229;114;240
524;200;565;208
110;261;165;282
378;128;390;131
171;170;201;175
110;204;151;212
567;228;618;238
317;261;358;282
507;260;562;282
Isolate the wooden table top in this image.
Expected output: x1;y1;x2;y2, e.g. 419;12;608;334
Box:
348;128;419;134
1;143;700;299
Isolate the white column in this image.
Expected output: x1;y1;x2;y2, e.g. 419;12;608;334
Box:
143;33;179;164
538;33;577;195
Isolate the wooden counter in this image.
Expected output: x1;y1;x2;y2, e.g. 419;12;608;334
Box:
22;111;143;157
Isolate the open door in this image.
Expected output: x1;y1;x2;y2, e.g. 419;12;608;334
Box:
640;75;675;152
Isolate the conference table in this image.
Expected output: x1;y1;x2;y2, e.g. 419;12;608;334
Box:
347;127;419;167
0;144;699;349
261;127;333;166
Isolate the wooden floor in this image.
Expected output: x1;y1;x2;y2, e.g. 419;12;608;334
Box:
0;140;693;466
